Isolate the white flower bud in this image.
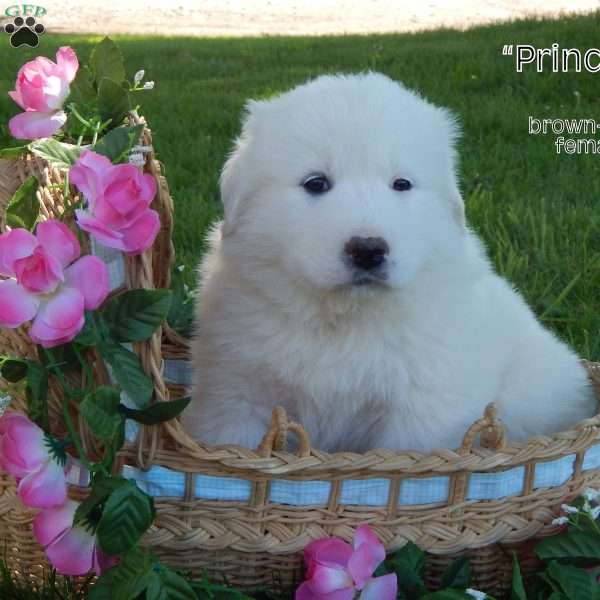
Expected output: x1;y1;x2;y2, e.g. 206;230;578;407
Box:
466;589;487;600
134;69;145;85
552;516;569;526
143;81;155;90
128;153;145;168
583;488;600;503
561;504;579;514
591;506;600;520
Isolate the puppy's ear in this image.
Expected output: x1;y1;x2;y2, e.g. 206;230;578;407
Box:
440;107;466;231
219;139;246;237
220;100;264;237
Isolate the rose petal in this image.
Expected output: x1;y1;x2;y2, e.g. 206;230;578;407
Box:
14;246;64;294
45;525;97;576
306;538;354;570
353;525;386;568
0;228;38;276
0;411;29;435
18;459;67;508
0;419;47;479
8;110;67;140
348;544;379;590
33;499;77;547
65;256;109;310
36;220;80;267
70;150;112;204
75;210;126;249
310;564;354;595
30;287;85;348
358;574;398;600
8;89;25;111
0;280;40;328
120;209;161;255
295;582;354;600
56;47;79;83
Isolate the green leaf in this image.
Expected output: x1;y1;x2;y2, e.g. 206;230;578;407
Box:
68;65;96;104
511;553;527;600
103;290;172;343
80;386;124;440
90;547;154;600
100;343;153;407
0;357;28;382
29;138;82;171
6;176;39;230
25;360;48;430
120;397;191;425
546;560;600;600
75;311;112;347
74;475;128;526
536;531;600;562
386;541;427;599
441;556;471;590
146;567;196;600
96;480;155;555
89;37;126;85
93;124;143;163
98;77;130;127
0;145;28;159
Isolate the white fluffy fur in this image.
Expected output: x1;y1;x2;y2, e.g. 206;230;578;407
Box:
183;72;595;453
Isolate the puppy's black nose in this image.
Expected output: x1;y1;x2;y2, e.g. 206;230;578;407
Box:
344;236;389;270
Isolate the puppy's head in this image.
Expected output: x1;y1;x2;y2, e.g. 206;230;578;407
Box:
219;72;465;293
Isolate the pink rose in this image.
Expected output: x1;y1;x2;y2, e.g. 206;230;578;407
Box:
296;525;397;600
0;411;67;508
0;220;109;347
33;499;119;576
8;47;79;140
71;150;160;256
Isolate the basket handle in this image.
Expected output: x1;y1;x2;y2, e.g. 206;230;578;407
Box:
256;406;311;458
459;402;507;455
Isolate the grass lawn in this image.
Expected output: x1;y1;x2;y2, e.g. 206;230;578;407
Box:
1;15;600;360
0;12;600;597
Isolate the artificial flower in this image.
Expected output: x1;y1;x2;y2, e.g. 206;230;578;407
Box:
33;499;118;576
0;411;67;508
0;220;109;347
8;47;78;140
71;149;160;256
296;524;397;600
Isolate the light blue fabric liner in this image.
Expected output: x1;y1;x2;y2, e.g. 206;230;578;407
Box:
399;476;450;505
340;478;390;506
583;444;600;471
270;480;331;506
467;466;525;500
123;464;185;497
196;474;252;501
164;359;192;387
533;454;576;489
90;239;126;291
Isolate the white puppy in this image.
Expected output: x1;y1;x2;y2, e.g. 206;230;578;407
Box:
183;72;595;453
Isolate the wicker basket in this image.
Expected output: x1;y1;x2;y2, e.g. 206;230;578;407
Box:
1;117;600;599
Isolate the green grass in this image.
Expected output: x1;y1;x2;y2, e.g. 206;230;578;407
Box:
1;15;600;359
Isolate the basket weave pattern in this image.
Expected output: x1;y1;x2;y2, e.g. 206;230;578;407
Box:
1;118;600;597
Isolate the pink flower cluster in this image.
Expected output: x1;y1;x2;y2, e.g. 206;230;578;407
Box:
0;220;109;347
297;525;398;600
71;150;160;255
8;47;78;140
0;411;116;575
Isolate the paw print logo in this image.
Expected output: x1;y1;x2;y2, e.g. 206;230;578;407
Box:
4;16;45;48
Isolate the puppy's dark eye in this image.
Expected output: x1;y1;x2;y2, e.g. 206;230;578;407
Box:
392;178;412;192
302;174;331;195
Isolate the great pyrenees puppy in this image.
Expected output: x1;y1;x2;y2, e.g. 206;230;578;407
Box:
183;72;595;453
